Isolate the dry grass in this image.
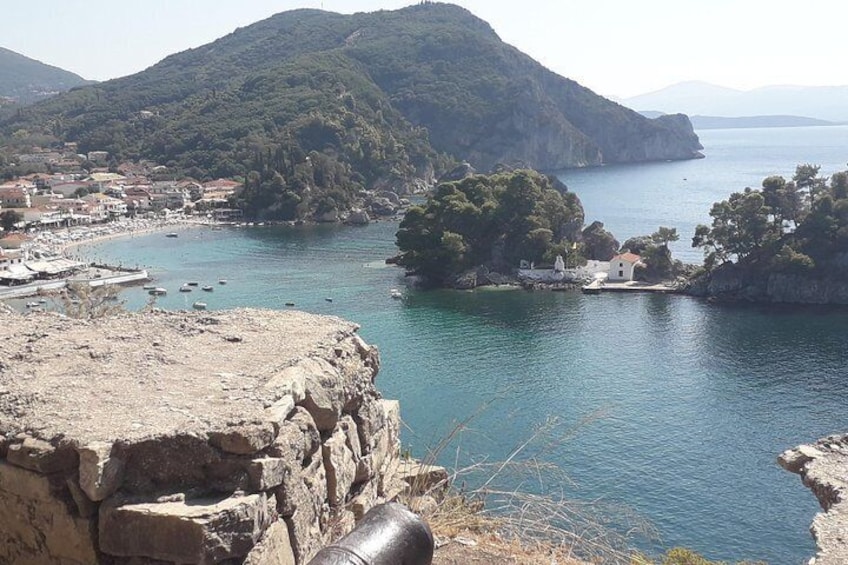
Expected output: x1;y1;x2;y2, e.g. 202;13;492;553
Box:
399;408;657;564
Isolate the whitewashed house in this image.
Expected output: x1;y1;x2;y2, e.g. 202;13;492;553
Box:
608;252;643;281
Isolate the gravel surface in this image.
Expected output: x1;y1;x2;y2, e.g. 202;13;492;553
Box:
0;308;358;445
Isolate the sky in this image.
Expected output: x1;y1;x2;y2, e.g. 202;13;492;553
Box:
3;0;848;99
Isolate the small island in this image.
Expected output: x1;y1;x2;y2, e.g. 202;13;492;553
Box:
394;168;688;290
688;164;848;303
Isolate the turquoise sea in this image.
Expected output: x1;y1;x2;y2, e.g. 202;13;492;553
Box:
75;126;848;563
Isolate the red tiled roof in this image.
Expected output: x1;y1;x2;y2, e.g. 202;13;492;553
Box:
612;252;642;264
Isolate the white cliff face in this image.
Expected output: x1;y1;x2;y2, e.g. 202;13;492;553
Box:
0;308;405;564
779;434;848;565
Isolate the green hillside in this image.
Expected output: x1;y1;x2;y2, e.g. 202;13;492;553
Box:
0;47;91;105
0;3;702;221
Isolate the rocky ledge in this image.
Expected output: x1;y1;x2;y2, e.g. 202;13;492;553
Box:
779;434;848;564
0;308;407;564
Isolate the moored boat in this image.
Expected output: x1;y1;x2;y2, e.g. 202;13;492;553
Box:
179;285;192;292
202;286;214;292
149;287;167;296
192;301;207;310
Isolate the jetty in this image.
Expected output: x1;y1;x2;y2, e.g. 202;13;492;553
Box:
582;279;678;295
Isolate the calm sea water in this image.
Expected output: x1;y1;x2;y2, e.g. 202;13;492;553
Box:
79;126;848;564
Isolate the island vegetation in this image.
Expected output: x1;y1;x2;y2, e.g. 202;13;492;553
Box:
396;169;584;285
689;164;848;302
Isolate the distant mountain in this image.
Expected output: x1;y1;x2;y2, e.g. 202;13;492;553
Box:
638;110;835;130
0;47;91;105
1;4;703;220
624;81;848;122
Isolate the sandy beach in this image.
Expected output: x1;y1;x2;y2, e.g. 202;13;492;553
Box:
30;218;208;257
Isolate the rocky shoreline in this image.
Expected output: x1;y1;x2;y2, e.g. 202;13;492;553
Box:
779;434;848;564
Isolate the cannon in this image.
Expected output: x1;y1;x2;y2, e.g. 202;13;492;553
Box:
308;502;434;565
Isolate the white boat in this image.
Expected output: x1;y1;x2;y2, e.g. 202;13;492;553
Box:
186;281;199;287
202;286;214;292
148;288;167;296
179;285;192;293
218;279;227;285
165;232;179;238
142;283;156;290
25;301;39;308
390;288;403;299
192;301;207;310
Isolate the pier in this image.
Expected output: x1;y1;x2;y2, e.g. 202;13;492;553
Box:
582;279;678;295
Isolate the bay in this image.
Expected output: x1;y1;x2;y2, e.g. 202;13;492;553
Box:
82;125;848;564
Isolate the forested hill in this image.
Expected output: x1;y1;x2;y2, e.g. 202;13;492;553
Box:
0;47;91;105
1;4;702;218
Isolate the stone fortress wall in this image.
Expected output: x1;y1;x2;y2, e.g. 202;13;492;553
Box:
0;308;407;564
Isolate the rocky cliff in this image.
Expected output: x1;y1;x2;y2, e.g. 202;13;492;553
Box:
0;308;406;564
686;262;848;304
779;435;848;564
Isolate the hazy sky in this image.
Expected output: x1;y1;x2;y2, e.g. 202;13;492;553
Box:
4;0;847;98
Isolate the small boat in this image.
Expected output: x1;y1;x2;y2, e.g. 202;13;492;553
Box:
142;283;156;290
26;301;39;308
165;232;179;238
186;281;199;287
202;286;214;292
38;298;47;304
179;286;192;293
325;297;333;303
149;287;167;296
285;302;295;307
389;288;402;299
192;301;207;310
218;279;228;285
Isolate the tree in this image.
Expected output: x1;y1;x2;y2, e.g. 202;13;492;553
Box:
651;226;679;248
692;188;779;266
0;210;23;232
581;221;619;261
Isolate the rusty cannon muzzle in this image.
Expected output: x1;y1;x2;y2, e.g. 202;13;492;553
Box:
308;502;434;565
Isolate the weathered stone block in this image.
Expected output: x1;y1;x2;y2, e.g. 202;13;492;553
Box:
7;437;78;474
266;408;320;464
248;457;289;491
322;428;357;507
78;441;125;501
99;492;275;563
243;520;296;565
277;457;328;564
263;395;295;433
349;479;378;521
264;366;307;404
209;422;277;455
0;461;98;564
396;460;449;496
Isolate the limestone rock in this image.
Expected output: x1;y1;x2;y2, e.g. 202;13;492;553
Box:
779;434;848;565
264;395;296;433
248;457;289;491
267;407;320;464
346;208;370;225
277;457;327;563
0;461;98;564
7;437;78;474
264;366;307;404
243;520;296;565
323;428;357;507
209;422;277;455
99;492;275;563
396;460;449;496
78;441;125;501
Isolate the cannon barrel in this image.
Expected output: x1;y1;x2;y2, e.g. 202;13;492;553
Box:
307;502;434;565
